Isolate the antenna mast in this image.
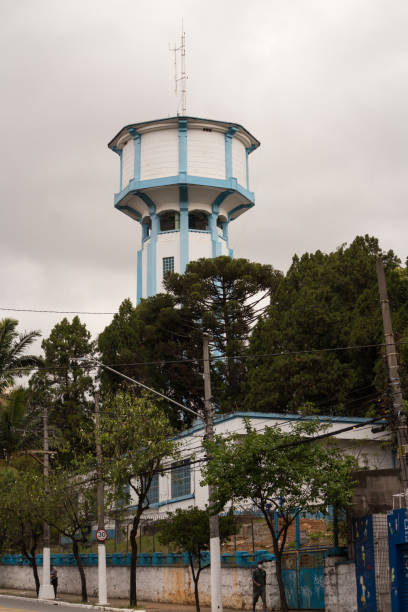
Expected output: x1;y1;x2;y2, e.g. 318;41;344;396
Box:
170;22;187;116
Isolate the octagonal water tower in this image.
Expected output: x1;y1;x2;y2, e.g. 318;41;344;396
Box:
108;116;260;302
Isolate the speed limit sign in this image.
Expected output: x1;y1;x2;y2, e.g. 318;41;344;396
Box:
96;528;109;543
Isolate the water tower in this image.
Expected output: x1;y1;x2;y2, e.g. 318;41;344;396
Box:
108;116;260;302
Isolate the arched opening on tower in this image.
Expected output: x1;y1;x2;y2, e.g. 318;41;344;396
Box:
189;210;209;231
159;211;180;232
142;216;151;240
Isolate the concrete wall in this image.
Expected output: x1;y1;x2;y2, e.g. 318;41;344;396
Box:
0;562;281;610
324;556;357;612
351;469;401;516
1;557;360;611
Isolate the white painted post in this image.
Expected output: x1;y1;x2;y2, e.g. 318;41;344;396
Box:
38;546;54;599
38;405;55;600
97;543;108;605
95;394;108;606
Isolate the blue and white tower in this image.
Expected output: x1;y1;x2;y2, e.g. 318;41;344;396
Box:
108;116;260;302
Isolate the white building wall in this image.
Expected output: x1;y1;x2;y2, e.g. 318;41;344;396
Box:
187;129;226;179
231;138;247;187
139;414;393;519
142;241;148;298
189;231;212;260
140;129;178;180
121;139;134;188
156;233;181;291
188;185;218;215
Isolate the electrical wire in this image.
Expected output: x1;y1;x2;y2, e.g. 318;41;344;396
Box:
3;340;408;376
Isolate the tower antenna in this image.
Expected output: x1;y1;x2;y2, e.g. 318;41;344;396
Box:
170;21;187;116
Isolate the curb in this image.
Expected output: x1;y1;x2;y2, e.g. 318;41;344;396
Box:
0;594;145;612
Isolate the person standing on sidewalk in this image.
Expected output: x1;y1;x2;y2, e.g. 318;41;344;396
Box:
252;560;267;612
50;565;58;598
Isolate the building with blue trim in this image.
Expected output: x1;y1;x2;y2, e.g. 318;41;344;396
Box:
108;116;260;302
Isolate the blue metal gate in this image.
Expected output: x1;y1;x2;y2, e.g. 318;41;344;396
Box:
282;550;325;609
353;515;377;612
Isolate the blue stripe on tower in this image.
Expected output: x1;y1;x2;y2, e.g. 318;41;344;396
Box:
224;127;238;179
178;119;188;181
137;193;157;297
178;119;189;273
179;185;189;273
137;249;143;304
245;144;256;191
129;128;141;181
112;146;123;191
211;190;232;258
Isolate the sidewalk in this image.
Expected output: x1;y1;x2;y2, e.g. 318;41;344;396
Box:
0;589;249;612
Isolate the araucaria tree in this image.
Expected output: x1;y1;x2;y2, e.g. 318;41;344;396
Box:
158;507;237;612
165;256;282;411
101;392;179;607
202;419;356;612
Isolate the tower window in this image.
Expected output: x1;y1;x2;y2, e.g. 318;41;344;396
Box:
160;211;180;232
163;256;174;276
189;211;208;230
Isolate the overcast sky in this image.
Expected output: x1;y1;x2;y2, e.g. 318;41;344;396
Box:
1;0;408;351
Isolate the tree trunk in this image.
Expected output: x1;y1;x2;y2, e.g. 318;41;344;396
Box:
189;554;200;612
274;551;289;612
30;555;40;597
72;539;88;602
129;517;138;607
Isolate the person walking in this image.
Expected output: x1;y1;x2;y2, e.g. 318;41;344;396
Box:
252;559;267;612
50;565;58;598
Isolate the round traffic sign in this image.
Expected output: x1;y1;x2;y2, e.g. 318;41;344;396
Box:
96;528;109;543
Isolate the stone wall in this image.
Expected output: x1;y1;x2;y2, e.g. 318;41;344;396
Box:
324;556;357;612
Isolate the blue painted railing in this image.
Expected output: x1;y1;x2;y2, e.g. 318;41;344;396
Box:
0;550;274;568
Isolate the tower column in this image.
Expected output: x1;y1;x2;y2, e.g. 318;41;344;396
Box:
179;185;189;273
147;206;158;297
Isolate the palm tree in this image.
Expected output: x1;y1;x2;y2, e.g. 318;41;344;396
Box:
0;388;42;464
0;318;41;395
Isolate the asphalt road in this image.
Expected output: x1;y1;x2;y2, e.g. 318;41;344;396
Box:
0;598;69;612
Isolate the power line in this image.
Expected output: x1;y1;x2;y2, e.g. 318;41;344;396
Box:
3;340;408;376
0;307;115;315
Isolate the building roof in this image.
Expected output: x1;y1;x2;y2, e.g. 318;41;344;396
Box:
108;116;260;151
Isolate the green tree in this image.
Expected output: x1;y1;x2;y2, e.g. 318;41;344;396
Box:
158;507;237;612
46;470;97;602
0;388;42;464
0;468;46;595
101;392;179;607
202;419;356;612
0;318;41;396
246;235;408;416
165;256;282;411
29;316;95;464
98;296;203;428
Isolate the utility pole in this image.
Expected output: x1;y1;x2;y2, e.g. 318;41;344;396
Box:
376;260;408;492
95;393;108;605
203;333;223;612
38;405;55;600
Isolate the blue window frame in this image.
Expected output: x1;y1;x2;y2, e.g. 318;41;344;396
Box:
171;460;191;498
163;256;174;276
147;473;159;505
